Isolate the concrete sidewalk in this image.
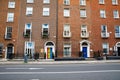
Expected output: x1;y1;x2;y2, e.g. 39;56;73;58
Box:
0;59;120;65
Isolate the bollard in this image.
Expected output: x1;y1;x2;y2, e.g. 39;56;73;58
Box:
24;53;28;63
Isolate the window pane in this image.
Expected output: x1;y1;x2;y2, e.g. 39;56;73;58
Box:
43;8;50;16
8;2;15;8
80;9;86;17
26;7;33;15
64;44;71;57
43;0;50;4
99;0;104;4
25;23;32;29
80;0;86;5
102;43;109;54
112;0;118;5
64;9;70;17
113;10;119;18
27;0;34;3
7;13;14;22
100;10;106;18
64;0;70;5
115;26;120;33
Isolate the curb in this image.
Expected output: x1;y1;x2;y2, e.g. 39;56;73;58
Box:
0;60;120;65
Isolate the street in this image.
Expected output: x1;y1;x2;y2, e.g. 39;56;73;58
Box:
0;63;120;80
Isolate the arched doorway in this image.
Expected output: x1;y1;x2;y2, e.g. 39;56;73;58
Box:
44;41;55;59
80;40;91;58
6;43;14;59
116;42;120;56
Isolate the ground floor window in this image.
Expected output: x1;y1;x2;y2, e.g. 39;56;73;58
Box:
24;41;35;59
63;43;71;57
102;43;109;54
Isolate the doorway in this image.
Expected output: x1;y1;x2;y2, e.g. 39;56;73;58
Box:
82;47;87;58
45;41;55;59
7;44;14;59
117;47;120;56
80;40;91;58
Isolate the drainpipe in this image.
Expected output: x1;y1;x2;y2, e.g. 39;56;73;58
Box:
55;0;58;58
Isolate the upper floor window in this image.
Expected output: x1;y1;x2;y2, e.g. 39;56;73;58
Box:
81;25;89;38
80;0;86;6
115;26;120;38
43;8;50;16
5;27;12;39
100;10;106;18
101;25;110;38
7;13;14;22
8;1;15;8
43;0;50;4
24;23;32;38
112;0;118;5
42;24;49;37
64;8;70;17
27;0;34;3
63;24;71;37
115;26;120;33
99;0;105;4
64;0;70;5
80;9;87;18
113;10;119;19
26;7;33;16
101;25;107;33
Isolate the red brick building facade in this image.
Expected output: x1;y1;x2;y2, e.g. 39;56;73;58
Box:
57;0;120;58
17;0;57;59
0;0;20;59
0;0;120;59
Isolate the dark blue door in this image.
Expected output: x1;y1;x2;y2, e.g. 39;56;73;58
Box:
82;47;87;58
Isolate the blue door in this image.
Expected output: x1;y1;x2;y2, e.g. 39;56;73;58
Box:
82;47;87;58
50;48;53;59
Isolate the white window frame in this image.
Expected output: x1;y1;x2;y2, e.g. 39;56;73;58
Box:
80;0;86;6
7;13;14;22
115;26;120;38
27;0;34;3
100;10;106;18
113;10;119;19
24;41;35;58
101;25;107;33
112;0;118;5
99;0;105;4
5;27;12;39
43;8;50;16
8;1;15;8
63;44;71;57
64;8;70;17
63;24;71;37
81;25;89;37
26;7;33;16
80;9;87;18
43;0;50;4
102;43;109;54
64;0;70;5
42;24;49;35
24;23;32;35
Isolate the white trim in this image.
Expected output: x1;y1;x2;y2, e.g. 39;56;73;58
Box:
44;41;55;59
80;40;91;58
5;47;7;59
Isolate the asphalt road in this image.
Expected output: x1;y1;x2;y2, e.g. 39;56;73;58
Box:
0;63;120;80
